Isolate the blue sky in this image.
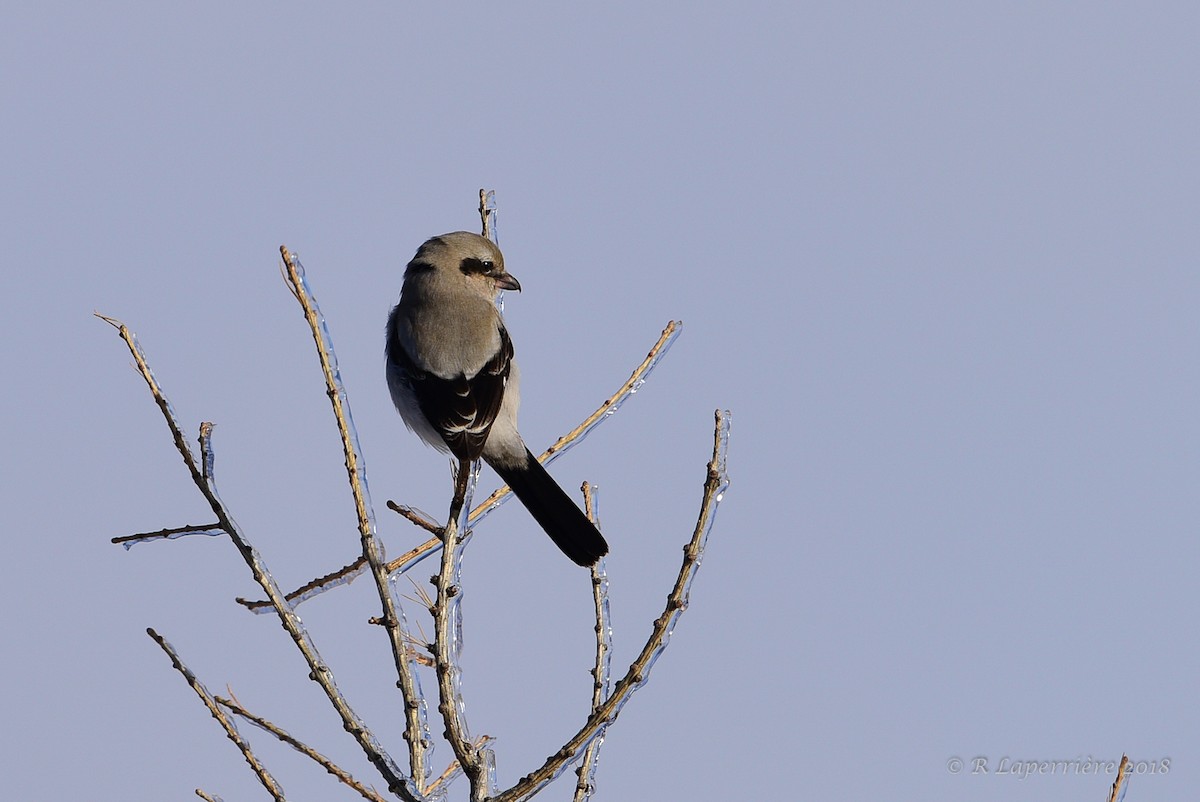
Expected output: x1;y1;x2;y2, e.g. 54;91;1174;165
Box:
3;3;1196;800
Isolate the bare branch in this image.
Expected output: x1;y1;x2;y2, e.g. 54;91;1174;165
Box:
478;188;497;241
574;484;612;802
236;555;370;611
96;314;205;484
387;503;443;535
147;629;287;802
194;790;223;802
493;409;731;802
279;245;432;790
432;460;484;798
199;421;216;482
98;315;420;801
111;522;223;548
216;694;388;802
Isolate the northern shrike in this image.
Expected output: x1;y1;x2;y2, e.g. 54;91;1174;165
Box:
386;231;609;566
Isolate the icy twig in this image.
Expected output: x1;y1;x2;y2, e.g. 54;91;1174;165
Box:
573;484;611;802
432;460;484;799
97;314;419;801
479;188;497;242
239;321;683;611
389;504;443;535
279;245;431;790
236;525;442;613
147;629;286;802
235;555;371;611
194;790;223;802
1106;755;1131;802
492;409;731;802
111;522;223;548
95;314;205;482
216;694;387;802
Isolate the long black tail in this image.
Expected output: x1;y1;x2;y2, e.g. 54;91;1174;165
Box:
489;449;609;566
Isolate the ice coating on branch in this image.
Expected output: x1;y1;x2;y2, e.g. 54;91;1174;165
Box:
448;459;480;664
574;573;613;797
577;731;605;801
577;484;613;801
481;189;498;243
436;457;480;754
482;747;498;797
595;572;613;698
115;526;225;550
587;486;614;702
290;562;369;610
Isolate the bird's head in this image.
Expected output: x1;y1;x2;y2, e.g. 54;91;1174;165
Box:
405;231;521;299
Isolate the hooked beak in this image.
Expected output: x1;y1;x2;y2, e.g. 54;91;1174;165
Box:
492;271;521;292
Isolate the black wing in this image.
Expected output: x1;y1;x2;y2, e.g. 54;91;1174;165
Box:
390;323;513;461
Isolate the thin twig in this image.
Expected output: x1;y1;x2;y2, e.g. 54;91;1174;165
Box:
236;555;371;610
388;503;443;535
216;694;387;802
279;245;431;791
199;421;216;482
97;315;419;801
1106;754;1131;802
239;321;683;611
574;484;611;802
195;790;222;802
96;314;205;483
479;189;497;241
111;522;223;548
433;460;482;797
147;629;287;802
492;409;731;802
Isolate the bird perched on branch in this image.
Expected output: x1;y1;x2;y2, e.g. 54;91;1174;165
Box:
386;231;609;566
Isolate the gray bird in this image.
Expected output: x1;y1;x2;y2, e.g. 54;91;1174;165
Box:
386;231;609;566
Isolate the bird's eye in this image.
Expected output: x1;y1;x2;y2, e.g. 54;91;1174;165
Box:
459;257;494;276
